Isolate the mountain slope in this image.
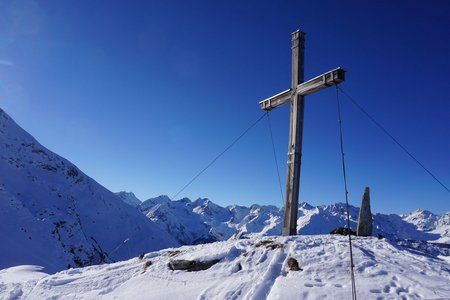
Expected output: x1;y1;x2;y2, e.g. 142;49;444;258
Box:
2;235;449;299
0;109;178;273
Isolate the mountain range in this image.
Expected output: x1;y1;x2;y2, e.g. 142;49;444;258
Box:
117;192;450;245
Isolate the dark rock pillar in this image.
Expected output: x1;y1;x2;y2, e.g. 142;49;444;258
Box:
357;187;372;237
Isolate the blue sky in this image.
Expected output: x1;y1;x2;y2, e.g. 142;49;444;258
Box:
1;0;449;214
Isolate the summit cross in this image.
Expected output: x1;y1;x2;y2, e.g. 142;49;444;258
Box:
259;30;346;236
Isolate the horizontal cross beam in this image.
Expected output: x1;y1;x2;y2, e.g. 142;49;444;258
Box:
259;67;346;111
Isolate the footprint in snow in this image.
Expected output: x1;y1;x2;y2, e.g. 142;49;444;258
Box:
391;282;408;295
304;283;324;288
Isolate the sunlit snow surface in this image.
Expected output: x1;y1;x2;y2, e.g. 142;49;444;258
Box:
1;235;449;299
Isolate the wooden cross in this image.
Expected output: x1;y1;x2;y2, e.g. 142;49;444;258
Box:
259;30;345;236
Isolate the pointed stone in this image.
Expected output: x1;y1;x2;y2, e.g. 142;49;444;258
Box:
357;187;372;237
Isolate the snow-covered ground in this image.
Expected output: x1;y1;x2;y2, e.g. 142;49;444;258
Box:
1;235;449;299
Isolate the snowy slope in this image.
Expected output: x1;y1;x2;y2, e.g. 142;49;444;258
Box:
136;196;449;245
0;108;178;273
434;213;450;243
115;191;142;208
402;209;450;243
1;235;449;299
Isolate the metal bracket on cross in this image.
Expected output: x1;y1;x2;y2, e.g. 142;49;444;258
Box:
259;67;346;111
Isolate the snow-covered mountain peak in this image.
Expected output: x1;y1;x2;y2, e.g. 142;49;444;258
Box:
192;198;230;220
191;197;211;208
176;197;192;203
402;208;440;231
139;195;171;211
299;201;314;210
1;109;34;142
115;191;141;208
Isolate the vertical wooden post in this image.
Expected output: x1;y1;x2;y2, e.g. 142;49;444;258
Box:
282;30;305;236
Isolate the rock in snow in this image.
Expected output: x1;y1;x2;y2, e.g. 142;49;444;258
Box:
356;187;372;236
0;108;178;273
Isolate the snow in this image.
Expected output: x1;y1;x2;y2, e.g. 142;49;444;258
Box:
0;108;178;273
0;266;48;300
1;235;449;299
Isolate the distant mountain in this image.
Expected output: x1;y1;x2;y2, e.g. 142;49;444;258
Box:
130;194;449;245
435;213;450;243
115;191;142;208
401;209;450;243
0;108;178;273
137;196;282;245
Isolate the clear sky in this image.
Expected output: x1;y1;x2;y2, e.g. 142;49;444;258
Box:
1;0;449;214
